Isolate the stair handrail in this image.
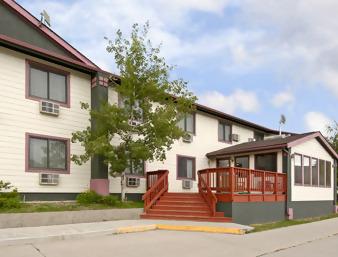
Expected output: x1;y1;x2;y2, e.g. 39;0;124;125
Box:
198;170;217;216
142;170;169;212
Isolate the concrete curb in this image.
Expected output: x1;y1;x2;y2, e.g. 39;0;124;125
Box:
0;222;248;246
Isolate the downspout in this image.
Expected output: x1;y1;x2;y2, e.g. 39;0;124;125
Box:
283;147;292;219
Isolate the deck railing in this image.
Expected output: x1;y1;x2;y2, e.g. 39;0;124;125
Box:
142;170;169;212
198;172;217;216
198;167;287;202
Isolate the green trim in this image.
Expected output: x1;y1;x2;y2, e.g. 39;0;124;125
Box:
289;201;335;219
20;193;78;201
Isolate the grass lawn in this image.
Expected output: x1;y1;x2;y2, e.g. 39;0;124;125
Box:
0;200;144;214
249;212;338;233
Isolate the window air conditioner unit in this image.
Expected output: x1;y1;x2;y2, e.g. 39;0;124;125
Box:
39;173;59;185
248;138;255;142
126;177;140;187
182;133;193;143
182;180;193;189
40;100;60;116
232;133;240;142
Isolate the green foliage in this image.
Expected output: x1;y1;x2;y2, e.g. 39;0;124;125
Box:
100;195;118;206
76;191;102;205
0;181;21;209
327;121;338;153
71;22;197;176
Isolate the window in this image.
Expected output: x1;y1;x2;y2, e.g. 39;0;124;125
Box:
118;96;143;124
27;61;69;105
326;161;331;187
178;114;195;134
235;156;249;168
177;155;195;180
125;160;144;176
311;158;318;186
217;158;230;168
27;134;69;173
255;153;277;172
254;131;264;141
218;122;232;142
303;156;311;185
319;160;325;186
294;154;302;184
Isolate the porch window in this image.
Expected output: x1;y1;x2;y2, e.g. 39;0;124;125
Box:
178;114;195;134
125;160;145;176
177;155;195;180
326;161;331;187
218;122;231;142
28;61;69;105
254;153;277;172
294;154;302;184
217;158;230;168
311;158;319;186
319;160;325;186
235;156;249;168
303;156;311;185
27;134;69;173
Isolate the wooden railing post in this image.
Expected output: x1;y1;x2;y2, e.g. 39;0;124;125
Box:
230;167;234;202
274;173;278;201
262;172;265;201
247;169;251;202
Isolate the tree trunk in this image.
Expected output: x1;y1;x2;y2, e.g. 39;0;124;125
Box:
120;172;126;202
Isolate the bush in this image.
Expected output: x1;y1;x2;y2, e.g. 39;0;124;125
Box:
0;197;21;209
100;195;118;206
0;181;21;209
76;190;102;205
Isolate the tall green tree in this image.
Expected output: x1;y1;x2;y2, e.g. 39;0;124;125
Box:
72;23;197;199
327;121;338;153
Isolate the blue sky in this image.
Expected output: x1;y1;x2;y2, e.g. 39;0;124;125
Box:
18;0;338;135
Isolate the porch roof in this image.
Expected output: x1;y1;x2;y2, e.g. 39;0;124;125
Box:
206;131;338;159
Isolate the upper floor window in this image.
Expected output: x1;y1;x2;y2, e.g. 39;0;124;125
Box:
177;155;195;180
218;122;231;142
27;60;69;106
125;160;145;176
26;133;69;174
254;131;264;141
178;113;195;134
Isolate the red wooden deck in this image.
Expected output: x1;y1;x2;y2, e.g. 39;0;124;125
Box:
198;167;287;203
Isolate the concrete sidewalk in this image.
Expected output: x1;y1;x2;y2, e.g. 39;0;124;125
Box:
0;219;252;246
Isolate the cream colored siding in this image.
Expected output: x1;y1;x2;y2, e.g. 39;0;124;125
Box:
107;87;266;193
291;138;334;201
0;47;91;193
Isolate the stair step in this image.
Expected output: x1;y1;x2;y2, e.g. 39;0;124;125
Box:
140;213;232;223
159;200;207;206
147;209;211;217
153;205;209;211
160;196;203;201
163;193;200;197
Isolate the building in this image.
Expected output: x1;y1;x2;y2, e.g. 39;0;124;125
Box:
0;0;337;224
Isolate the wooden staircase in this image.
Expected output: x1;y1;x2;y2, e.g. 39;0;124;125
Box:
140;192;232;222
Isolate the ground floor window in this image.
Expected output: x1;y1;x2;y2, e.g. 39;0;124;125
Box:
235;156;249;168
26;133;69;173
254;153;277;172
294;154;303;184
177;155;195;180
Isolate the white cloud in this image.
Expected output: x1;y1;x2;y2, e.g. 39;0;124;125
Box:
271;91;295;108
199;89;260;114
304;111;332;136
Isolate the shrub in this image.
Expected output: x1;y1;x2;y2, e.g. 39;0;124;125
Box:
100;195;118;206
0;197;21;209
76;191;102;205
0;181;21;209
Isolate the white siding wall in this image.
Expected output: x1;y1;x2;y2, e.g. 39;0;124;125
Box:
108;87;260;193
291;138;334;201
0;47;91;193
